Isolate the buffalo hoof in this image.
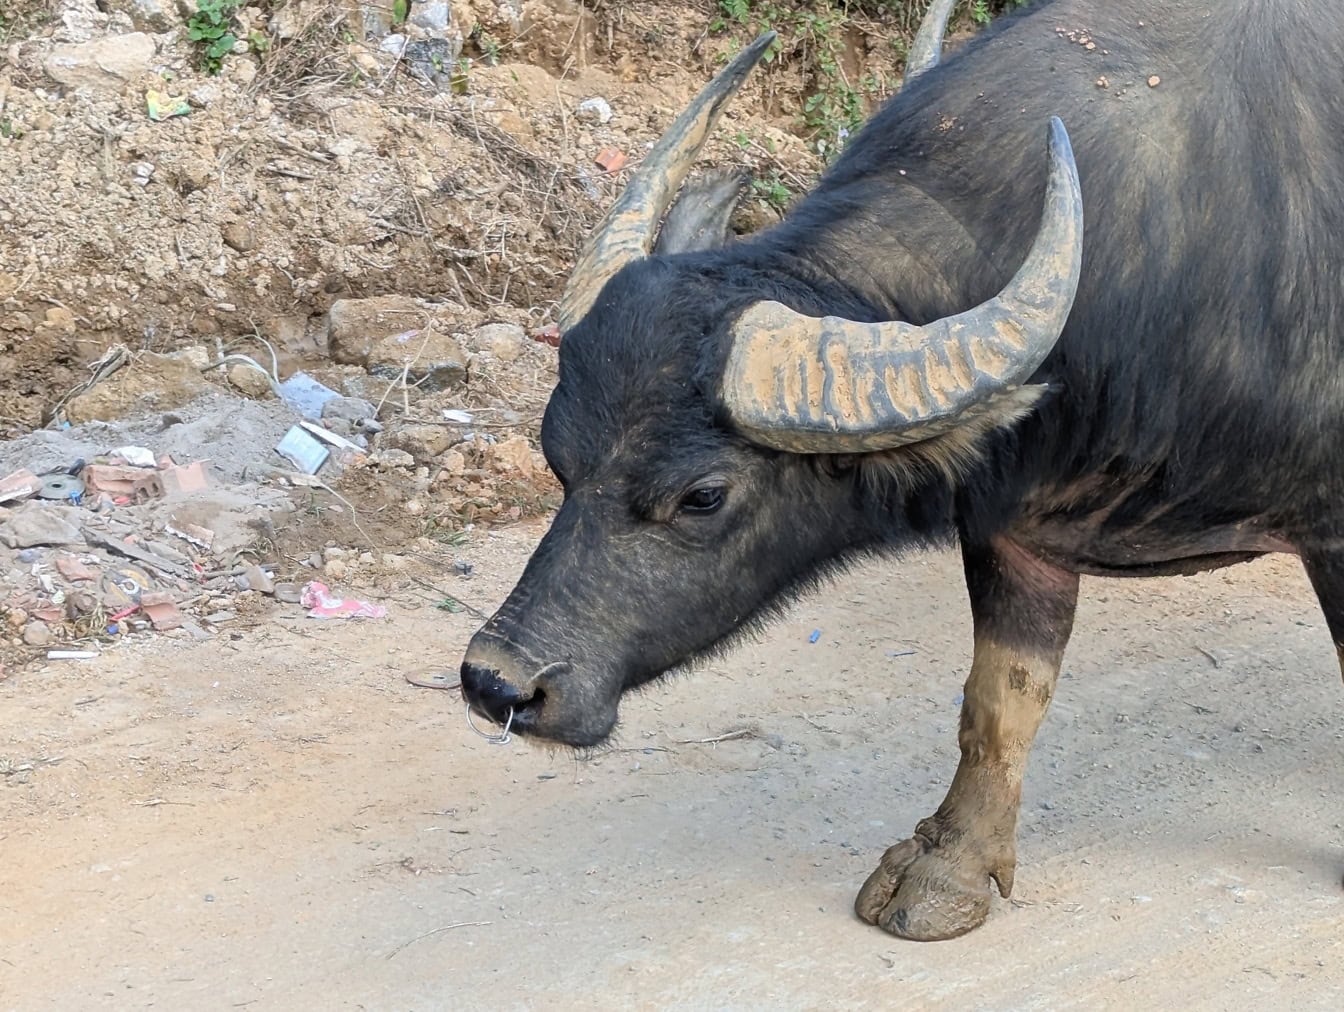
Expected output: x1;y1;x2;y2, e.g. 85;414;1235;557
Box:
854;834;1008;941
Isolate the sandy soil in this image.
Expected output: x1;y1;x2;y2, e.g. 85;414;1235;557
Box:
2;523;1341;1010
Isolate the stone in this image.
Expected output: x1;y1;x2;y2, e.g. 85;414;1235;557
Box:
107;0;178;33
441;449;467;475
410;1;450;32
489;435;535;478
0;502;84;549
227;363;274;399
324;558;348;581
44;33;156;92
65;352;210;423
576;97;612;125
474;322;526;363
327;296;438;366
55;556;99;582
322;546;347;562
22;621;52;647
221;221;255;253
385;423;454;462
370;448;415;470
239;562;274;595
366;329;468;392
321;395;377;423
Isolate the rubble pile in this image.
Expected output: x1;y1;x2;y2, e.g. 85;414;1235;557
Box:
0;303;560;667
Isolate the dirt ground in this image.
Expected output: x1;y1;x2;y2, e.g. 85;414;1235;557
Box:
2;526;1341;1009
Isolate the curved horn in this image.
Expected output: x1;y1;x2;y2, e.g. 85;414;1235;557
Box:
556;32;777;333
903;0;957;84
720;117;1084;454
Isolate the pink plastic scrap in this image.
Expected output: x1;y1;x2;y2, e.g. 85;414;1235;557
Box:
299;580;388;620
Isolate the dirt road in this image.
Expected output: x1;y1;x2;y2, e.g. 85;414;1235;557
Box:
3;525;1341;1009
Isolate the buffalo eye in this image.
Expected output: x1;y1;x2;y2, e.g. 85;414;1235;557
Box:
679;485;725;515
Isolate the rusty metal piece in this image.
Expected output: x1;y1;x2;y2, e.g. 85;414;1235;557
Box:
555;31;776;332
720;117;1084;453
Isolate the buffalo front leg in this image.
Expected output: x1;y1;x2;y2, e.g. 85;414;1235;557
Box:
856;538;1078;940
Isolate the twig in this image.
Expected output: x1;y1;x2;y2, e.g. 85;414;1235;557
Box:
133;798;195;807
385;921;491;959
1195;645;1220;668
674;726;757;745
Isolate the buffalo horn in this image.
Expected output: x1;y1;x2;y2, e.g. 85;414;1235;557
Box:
903;0;958;84
555;32;777;333
720;117;1084;454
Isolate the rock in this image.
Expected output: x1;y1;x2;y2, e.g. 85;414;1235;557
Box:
380;33;407;56
385;423;455;462
324;558;348;581
65;352;211;423
22;621;52;647
327;296;440;366
440;449;467;475
410;0;451;32
475;322;527;362
239;562;274;595
322;546;347;562
0;502;84;549
576;97;613;125
366;329;468;392
381;553;409;571
44;33;156;92
221;221;255;253
55;555;99;582
106;0;178;32
370;448;415;470
404;500;424;517
321;395;377;423
167;345;212;371
227;363;274;399
489;435;535;478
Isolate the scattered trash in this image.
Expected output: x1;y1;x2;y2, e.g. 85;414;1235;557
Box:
300;580;388;620
279;372;341;420
404;668;460;690
47;650;99;660
109;445;157;468
953;692;965;706
275;425;329;474
809;629;822;644
442;409;474;424
99;565;155;609
82;463;153;497
145;88;190;121
36;473;84;502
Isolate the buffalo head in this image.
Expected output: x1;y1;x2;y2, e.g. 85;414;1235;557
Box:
460;21;1084;747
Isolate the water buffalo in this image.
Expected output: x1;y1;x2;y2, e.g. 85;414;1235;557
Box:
460;0;1344;941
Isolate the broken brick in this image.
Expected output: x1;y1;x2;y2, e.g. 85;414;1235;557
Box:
594;147;627;173
159;461;209;496
0;469;40;504
55;556;99;582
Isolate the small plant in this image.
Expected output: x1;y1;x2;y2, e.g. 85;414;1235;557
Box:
971;0;992;25
751;170;792;211
188;0;241;76
0;119;16;140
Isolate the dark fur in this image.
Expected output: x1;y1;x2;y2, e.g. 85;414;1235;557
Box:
464;0;1344;745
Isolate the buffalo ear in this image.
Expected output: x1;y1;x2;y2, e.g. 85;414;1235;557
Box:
653;170;751;256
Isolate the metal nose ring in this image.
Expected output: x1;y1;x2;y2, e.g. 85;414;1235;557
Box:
465;703;514;745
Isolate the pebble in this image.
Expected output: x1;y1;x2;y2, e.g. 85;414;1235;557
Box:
323;547;347;562
324;559;348;581
22;621;51;647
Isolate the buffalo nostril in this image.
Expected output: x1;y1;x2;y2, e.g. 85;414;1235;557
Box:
460;661;534;724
